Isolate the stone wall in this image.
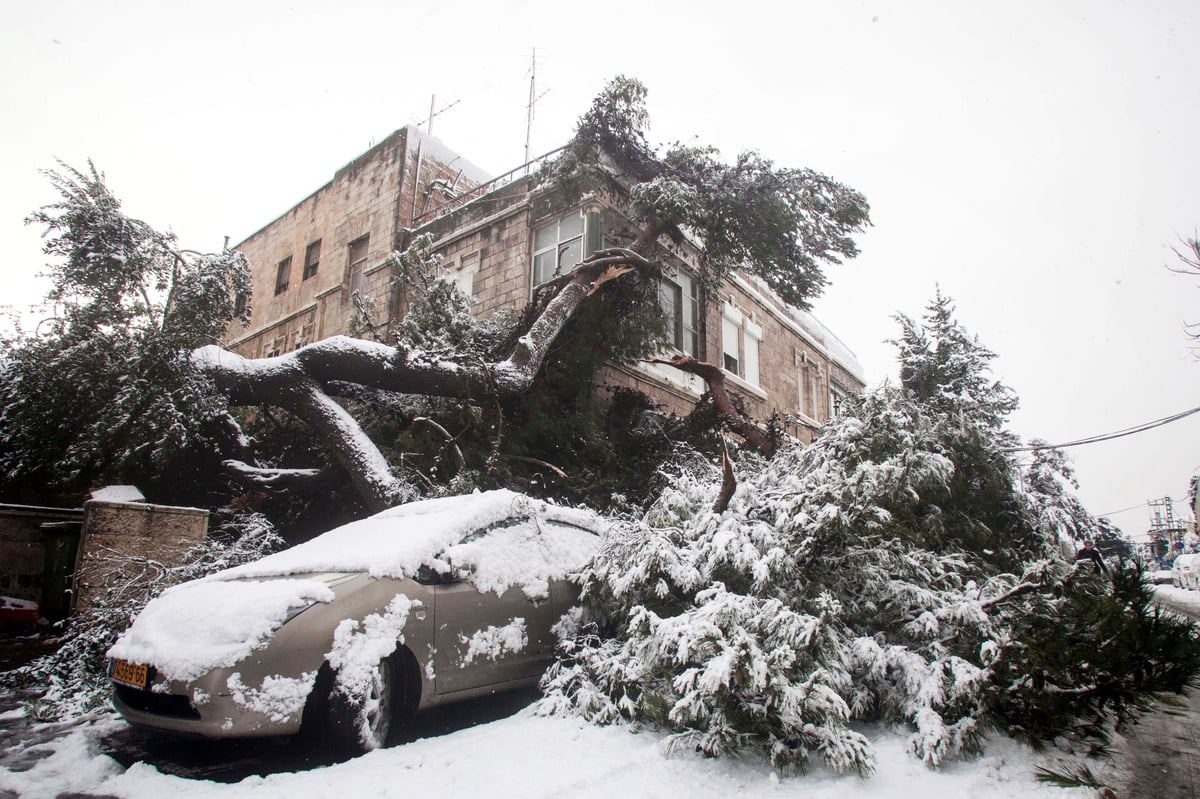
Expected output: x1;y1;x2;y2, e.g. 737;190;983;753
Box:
227;126;485;359
72;501;209;616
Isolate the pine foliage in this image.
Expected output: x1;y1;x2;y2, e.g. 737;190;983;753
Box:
546;76;871;310
0;162;251;503
540;293;1200;774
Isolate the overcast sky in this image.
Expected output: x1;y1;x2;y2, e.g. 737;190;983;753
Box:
3;0;1198;539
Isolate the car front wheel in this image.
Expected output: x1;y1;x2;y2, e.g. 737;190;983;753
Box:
328;655;395;752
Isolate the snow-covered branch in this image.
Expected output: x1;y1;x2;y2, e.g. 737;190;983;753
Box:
194;246;659;512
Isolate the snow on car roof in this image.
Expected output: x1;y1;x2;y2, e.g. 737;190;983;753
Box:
215;489;606;581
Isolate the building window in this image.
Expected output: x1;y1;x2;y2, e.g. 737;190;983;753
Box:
532;212;587;287
233;291;249;319
830;384;849;418
303;240;321;280
797;350;822;419
659;270;699;357
294;322;315;350
743;320;762;387
348;235;369;295
274;256;292;295
721;304;762;386
721;316;739;374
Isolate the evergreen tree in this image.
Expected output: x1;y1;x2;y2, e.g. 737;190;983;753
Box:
0;162;250;503
545;76;871;310
1093;516;1134;561
540;298;1200;775
1021;440;1100;551
893;288;1018;435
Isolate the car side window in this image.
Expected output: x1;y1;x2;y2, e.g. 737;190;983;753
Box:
413;564;457;585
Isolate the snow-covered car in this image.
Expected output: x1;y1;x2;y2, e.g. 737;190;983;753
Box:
107;490;607;751
1172;553;1200;590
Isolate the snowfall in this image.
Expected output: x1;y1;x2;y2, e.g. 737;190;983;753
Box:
6;492;1195;798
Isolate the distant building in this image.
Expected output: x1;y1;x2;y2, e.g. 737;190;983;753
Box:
224;127;866;443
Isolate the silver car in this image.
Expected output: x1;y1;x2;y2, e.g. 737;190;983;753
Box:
107;490;606;751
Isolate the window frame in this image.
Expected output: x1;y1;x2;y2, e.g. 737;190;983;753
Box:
722;305;742;376
302;239;322;281
274;256;292;296
743;319;762;387
347;235;369;295
532;211;588;288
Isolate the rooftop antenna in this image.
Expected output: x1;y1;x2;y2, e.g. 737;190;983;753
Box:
420;95;461;136
524;48;550;173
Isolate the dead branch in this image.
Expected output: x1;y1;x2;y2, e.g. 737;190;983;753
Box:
502;454;569;479
647;355;776;456
221;460;341;493
413;416;466;474
713;442;736;513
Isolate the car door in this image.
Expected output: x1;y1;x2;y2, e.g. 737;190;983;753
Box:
431;517;558;695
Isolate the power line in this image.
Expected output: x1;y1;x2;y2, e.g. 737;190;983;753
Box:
1094;500;1153;518
1001;404;1200;453
1095;496;1187;518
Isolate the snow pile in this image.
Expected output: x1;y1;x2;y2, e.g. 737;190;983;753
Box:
441;516;602;600
461;619;528;665
0;710;1096;799
226;671;317;724
89;484;146;503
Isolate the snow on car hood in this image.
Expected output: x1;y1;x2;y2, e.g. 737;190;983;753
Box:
108;576;336;682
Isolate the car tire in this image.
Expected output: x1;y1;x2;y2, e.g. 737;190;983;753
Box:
327;655;396;753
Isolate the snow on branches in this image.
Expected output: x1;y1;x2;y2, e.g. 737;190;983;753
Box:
539;383;1200;773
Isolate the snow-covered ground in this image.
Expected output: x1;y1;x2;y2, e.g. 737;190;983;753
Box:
0;706;1096;799
14;541;1197;797
1153;584;1200;618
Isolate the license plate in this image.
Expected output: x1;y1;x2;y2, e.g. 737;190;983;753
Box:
109;658;149;689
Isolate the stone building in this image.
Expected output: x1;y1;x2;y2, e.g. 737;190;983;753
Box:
225;129;866;443
227;126;491;359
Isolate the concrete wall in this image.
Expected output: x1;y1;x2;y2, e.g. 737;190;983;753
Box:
0;505;84;602
72;501;209;615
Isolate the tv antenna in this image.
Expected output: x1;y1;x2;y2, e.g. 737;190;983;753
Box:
419;95;460;136
524;48;550;172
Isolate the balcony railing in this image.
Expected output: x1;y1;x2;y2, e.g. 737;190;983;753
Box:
411;146;566;228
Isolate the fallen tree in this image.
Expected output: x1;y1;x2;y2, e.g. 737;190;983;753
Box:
190;77;870;511
4;78;868;515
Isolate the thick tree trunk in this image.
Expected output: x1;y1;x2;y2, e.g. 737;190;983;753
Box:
193;244;655;513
